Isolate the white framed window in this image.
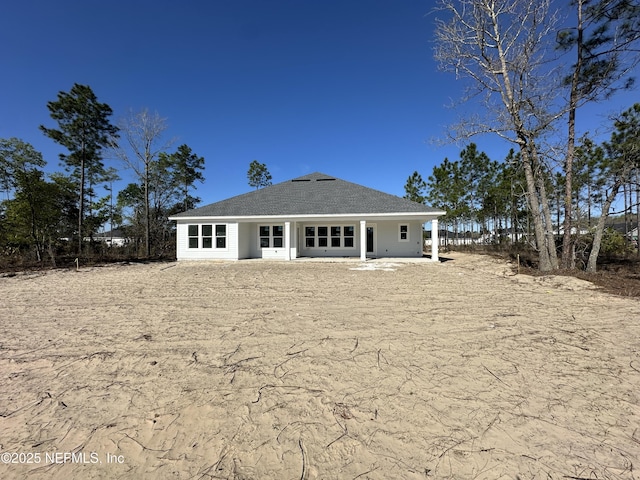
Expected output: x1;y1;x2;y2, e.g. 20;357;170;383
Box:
305;226;315;247
344;226;355;247
259;226;270;247
187;224;227;249
304;225;356;248
273;225;283;247
216;224;226;248
331;226;341;247
399;224;409;242
259;225;283;248
202;225;213;248
318;226;328;247
188;225;199;248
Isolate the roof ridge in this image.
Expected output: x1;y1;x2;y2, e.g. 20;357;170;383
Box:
290;171;336;181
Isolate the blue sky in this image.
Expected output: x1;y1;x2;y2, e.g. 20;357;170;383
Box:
1;0;638;211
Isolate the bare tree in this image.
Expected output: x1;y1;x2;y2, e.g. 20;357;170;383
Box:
111;109;172;257
434;0;561;270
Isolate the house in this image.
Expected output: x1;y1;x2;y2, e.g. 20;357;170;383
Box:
168;172;446;261
91;228;132;247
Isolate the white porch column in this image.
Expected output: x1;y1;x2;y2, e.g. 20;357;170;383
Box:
431;218;439;262
284;221;291;261
359;220;367;261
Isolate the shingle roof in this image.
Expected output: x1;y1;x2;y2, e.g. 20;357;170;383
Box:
94;228;129;238
170;172;444;218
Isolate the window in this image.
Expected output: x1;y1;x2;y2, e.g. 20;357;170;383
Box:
259;225;284;248
202;225;213;248
303;225;355;249
305;226;315;247
331;226;341;247
273;225;283;248
188;225;199;248
216;225;226;248
318;226;328;247
187;224;227;249
260;226;270;247
344;226;354;247
399;224;409;242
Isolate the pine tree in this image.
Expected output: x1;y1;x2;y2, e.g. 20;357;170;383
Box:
403;171;427;204
40;84;118;253
247;160;272;189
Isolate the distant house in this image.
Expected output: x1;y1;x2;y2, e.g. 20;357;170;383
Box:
92;228;132;247
169;172;445;261
424;229;475;246
627;227;640;248
556;226;591;236
608;221;638;236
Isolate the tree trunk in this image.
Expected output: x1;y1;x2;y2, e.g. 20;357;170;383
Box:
511;180;518;243
587;181;622;272
145;160;150;258
636;170;640;257
587;176;592;227
520;145;558;272
521;146;555;271
556;189;561;236
529;145;559;269
624;183;629;236
78;142;85;255
25;185;42;262
562;0;584;269
535;161;559;269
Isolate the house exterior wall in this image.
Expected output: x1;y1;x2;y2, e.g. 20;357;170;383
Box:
369;221;423;257
245;223;285;259
297;220;423;258
175;221;239;260
174;222;294;260
237;222;252;259
175;219;425;261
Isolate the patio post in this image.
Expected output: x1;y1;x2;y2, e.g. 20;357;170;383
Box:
284;221;291;260
431;218;439;262
360;220;367;261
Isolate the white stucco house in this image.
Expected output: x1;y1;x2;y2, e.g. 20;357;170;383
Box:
168;172;446;261
91;228;132;247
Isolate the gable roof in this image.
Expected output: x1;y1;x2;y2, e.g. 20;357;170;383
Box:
170;172;444;219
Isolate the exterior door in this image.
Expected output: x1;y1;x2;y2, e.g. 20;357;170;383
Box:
366;225;376;255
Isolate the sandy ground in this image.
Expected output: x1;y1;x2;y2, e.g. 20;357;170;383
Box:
1;252;639;480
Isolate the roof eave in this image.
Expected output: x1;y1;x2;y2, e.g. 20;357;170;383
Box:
169;211;446;222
